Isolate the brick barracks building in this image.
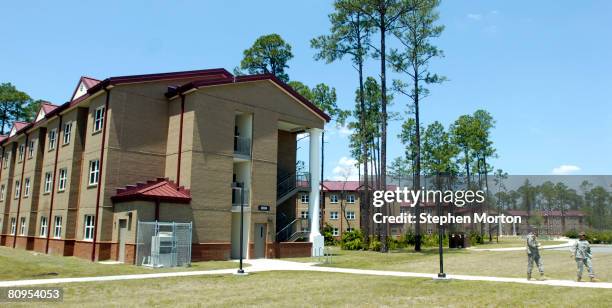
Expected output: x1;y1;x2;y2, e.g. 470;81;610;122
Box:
0;68;329;263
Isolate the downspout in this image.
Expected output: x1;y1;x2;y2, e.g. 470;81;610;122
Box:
91;89;110;262
13;134;28;248
155;199;160;221
176;94;185;187
45;115;62;254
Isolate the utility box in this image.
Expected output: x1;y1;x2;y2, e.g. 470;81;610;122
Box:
449;232;469;248
136;221;192;268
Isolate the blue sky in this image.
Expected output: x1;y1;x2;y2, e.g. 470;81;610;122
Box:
1;1;610;178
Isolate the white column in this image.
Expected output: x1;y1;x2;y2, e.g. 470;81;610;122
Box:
308;128;324;256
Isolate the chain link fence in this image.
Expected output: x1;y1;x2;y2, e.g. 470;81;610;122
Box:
135;221;192;268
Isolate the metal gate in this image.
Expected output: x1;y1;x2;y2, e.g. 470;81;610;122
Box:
135;221;192;267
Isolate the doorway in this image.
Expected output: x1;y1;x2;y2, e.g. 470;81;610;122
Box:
118;219;127;263
254;223;267;259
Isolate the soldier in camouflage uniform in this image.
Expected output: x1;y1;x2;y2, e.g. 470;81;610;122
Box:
571;232;599;282
526;229;545;280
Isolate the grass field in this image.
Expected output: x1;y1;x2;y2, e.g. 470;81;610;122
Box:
0;246;239;280
287;246;612;282
5;271;610;307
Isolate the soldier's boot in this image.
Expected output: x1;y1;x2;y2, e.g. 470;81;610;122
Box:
576;276;581;282
527;273;532;281
590;277;600;282
537;273;546;281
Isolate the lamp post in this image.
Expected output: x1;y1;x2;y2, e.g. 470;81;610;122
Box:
436;173;446;279
232;185;246;275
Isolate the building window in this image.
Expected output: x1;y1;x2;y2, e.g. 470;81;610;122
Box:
330;194;338;203
53;216;62;238
300;211;308;219
28;140;35;158
48;129;57;150
89;160;100;186
93;106;105;133
347;227;354;232
300;193;309;204
63;122;72;145
346;194;355;204
400;207;407;214
19;217;26;235
40;216;48;237
330;211;339;220
10;217;16;235
427;227;433;235
332;228;339;236
58;168;67;191
84;215;95;241
18;144;24;161
14;180;20;199
44;172;52;193
346;211;356;220
0;184;5;201
24;178;30;197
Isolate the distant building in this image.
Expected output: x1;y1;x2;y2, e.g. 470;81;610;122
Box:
504;210;587;236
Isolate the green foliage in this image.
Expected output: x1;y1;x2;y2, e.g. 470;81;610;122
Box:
564;229;579;239
0;82;31;134
322;223;337;246
584;230;612;244
468;231;484;245
368;236;382;251
238;34;293;82
340;229;365;250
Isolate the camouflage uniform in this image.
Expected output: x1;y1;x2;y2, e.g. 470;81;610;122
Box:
526;232;544;279
572;239;595;280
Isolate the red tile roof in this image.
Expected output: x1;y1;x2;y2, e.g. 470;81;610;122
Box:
112;178;191;203
0;135;7;143
81;76;100;89
41;101;59;114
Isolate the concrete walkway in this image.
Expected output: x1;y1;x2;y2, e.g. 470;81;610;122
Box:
1;259;610;289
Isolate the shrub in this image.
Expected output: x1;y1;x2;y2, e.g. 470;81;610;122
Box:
322;223;337;246
564;229;579;239
368;237;382;251
340;229;364;250
468;231;484;246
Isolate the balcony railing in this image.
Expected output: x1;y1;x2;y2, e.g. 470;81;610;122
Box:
234;136;251;157
231;185;250;207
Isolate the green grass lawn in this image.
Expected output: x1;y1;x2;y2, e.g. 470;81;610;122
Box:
0;246;239;280
287;246;612;282
6;271;610;307
471;237;567;249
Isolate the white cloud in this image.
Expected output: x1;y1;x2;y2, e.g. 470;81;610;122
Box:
336;124;353;137
467;13;482;21
331;156;359;181
552;165;581;175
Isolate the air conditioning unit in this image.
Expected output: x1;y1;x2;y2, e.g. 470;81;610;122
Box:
149;232;176;267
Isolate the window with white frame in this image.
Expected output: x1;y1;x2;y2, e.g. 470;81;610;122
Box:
330;194;338;203
53;216;62;238
0;184;5;201
44;172;52;193
346;194;355;204
14;180;20;199
84;215;95;240
24;178;30;197
300;193;309;204
28;140;34;158
19;217;26;235
58;168;67;191
93;106;105;133
39;216;48;237
88;160;100;186
18;144;24;161
48;129;57;150
347;227;354;232
300;211;308;219
330;211;339;220
427;227;433;235
63;122;72;144
10;217;16;235
332;228;339;236
346;211;356;220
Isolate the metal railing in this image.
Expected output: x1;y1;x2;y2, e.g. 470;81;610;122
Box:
276;218;309;242
277;172;310;200
234;136;251;156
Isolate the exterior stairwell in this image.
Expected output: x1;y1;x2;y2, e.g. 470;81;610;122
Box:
276;172;310;242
